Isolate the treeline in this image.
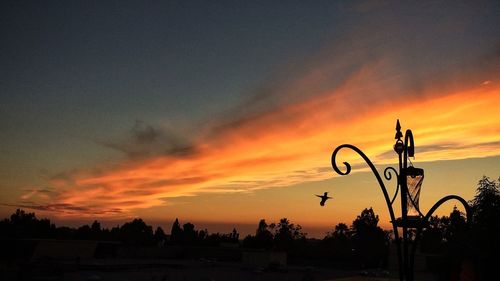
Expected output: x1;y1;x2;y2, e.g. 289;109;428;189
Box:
0;212;239;247
0;206;390;267
0;176;498;274
0;212;163;246
239;208;391;268
169;218;239;246
320;208;390;268
242;218;306;250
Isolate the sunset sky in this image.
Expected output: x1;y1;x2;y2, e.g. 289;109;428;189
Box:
1;1;499;237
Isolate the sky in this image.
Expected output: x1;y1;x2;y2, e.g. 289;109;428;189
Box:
1;1;499;238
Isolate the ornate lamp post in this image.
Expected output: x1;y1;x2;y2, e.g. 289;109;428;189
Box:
331;120;471;281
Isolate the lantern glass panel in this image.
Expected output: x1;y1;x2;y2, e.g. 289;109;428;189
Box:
406;167;424;217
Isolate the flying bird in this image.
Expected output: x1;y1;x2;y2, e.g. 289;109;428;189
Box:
316;192;332;206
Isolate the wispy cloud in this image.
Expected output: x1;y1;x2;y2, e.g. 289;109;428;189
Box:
2;203;123;215
15;38;500;218
100;120;195;159
20;188;57;200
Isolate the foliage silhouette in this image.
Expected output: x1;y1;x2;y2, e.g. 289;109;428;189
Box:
468;176;500;281
470;176;500;227
351;208;389;268
170;218;183;243
242;218;306;252
0;175;497;276
419;176;499;281
322;223;354;264
167;218;239;246
1;209;56;239
153;226;167;245
0;211;239;247
243;219;273;249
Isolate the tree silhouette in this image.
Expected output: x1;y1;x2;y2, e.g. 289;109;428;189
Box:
420;215;443;253
118;218;153;245
468;176;500;281
3;209;55;239
75;224;92;240
443;206;467;243
274;218;306;251
323;223;353;262
170;218;183;243
91;220;101;232
229;228;239;242
182;222;196;244
254;219;274;249
351;208;388;268
153;226;167;245
352;208;379;232
470;176;500;227
243;218;306;251
330;223;349;239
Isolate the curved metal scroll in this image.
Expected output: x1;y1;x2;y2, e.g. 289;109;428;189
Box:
331;144;399;225
423;195;471;222
384;167;399;205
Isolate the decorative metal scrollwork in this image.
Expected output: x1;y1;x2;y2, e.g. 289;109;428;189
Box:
384;167;399;205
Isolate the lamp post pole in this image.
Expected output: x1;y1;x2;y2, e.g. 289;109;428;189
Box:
331;120;471;281
395;120;413;280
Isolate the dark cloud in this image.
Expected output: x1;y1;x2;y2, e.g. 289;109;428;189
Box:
135;176;211;190
376;141;500;160
418;141;500;154
100;120;196;159
131;120;160;144
1;203;123;215
22;188;57;195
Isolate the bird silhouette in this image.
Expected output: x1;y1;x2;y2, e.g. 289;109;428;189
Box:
316;192;332;206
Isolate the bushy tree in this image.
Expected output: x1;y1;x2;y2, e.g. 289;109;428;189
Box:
118;218;154;245
182;222;196;244
153;226;167;245
243;219;272;249
255;219;274;249
443;206;467;243
1;209;55;239
243;218;306;251
323;223;353;262
274;218;306;250
468;176;500;280
420;215;443;253
328;223;350;239
170;218;183;243
351;208;388;268
470;176;500;227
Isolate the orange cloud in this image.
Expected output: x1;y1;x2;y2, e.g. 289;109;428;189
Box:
23;58;497;219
